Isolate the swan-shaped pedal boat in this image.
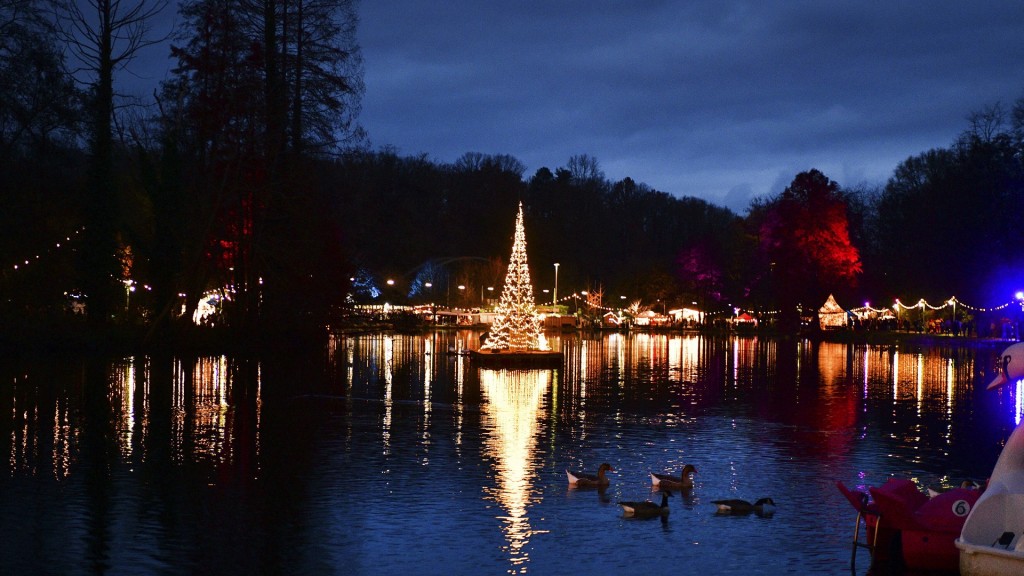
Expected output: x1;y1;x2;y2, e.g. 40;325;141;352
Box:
566;462;614;487
650;464;697;490
956;341;1024;576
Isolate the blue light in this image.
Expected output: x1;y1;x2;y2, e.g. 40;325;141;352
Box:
1016;379;1024;426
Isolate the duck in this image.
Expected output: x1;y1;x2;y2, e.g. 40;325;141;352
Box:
650;463;697;489
711;497;776;515
566;462;615;487
619;490;672;518
926;479;983;498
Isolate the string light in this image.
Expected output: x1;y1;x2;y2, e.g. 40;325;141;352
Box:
8;225;1020;324
481;203;545;351
5;226;84;273
883;296;1013;314
554;292;1015;319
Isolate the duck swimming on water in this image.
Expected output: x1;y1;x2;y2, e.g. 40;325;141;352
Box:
566;463;615;487
650;464;697;490
619;491;672;518
711;497;776;515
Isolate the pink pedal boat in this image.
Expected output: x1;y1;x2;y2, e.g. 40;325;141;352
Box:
838;477;981;572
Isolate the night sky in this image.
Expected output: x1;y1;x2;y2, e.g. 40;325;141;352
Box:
358;1;1024;213
126;2;1024;214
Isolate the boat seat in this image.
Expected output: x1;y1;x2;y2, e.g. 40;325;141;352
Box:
869;478;929;530
960;492;1024;550
836;480;882;569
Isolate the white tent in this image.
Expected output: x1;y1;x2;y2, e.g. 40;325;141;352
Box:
818;294;847;330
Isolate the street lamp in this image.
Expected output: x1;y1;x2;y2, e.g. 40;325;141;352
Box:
125;280;135;314
553;263;559;305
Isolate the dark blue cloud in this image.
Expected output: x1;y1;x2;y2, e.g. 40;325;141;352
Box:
359;1;1024;213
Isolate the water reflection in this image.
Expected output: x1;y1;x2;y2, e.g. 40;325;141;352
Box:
4;333;1022;576
479;368;551;573
3;355;263;480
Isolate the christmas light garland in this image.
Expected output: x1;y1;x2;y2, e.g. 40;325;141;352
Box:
481;203;545;351
6;225;1022;324
5;226;85;274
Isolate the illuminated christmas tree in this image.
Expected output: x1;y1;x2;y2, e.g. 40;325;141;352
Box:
482;202;545;351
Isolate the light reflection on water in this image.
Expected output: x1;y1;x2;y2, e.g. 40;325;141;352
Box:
479;368;550;572
1;332;1022;575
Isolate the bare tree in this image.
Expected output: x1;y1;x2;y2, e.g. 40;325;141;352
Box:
0;0;79;157
2;0;38;34
566;153;604;185
281;0;364;157
50;0;169;324
964;102;1005;144
1011;96;1024;150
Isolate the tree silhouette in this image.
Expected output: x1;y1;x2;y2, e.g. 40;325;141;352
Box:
52;0;169;325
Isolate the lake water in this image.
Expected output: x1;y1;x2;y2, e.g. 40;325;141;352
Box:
1;331;1021;575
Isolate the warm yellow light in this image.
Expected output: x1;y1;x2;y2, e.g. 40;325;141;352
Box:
480;368;549;567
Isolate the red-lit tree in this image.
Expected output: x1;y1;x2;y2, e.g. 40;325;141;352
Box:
753;169;862;324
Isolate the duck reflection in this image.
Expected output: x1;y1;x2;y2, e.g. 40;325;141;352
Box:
651;483;696;508
479;368;551;574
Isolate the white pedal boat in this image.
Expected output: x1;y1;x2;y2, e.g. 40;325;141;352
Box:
956;342;1024;576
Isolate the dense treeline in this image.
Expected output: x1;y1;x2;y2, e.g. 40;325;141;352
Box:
2;0;1023;345
864;105;1024;307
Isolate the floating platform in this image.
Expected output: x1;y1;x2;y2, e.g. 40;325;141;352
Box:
468;349;563;367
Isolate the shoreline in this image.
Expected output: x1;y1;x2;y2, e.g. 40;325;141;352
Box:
0;319;1015;358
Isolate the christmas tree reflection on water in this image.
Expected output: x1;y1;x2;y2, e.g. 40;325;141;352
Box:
472;202;562;366
480;368;551;573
